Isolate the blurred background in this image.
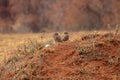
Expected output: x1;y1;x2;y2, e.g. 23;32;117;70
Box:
0;0;120;33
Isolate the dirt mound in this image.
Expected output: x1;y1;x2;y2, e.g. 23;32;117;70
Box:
0;33;120;80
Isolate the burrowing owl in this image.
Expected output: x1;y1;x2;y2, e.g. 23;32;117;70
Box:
62;32;69;41
53;32;62;42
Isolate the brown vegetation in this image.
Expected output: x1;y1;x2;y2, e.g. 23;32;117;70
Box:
0;0;120;33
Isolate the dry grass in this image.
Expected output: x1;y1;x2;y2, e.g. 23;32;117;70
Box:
0;33;52;64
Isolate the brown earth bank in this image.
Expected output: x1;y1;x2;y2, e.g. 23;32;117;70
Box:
0;32;120;80
0;0;120;33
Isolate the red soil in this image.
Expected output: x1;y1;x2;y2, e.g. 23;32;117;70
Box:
0;33;120;80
